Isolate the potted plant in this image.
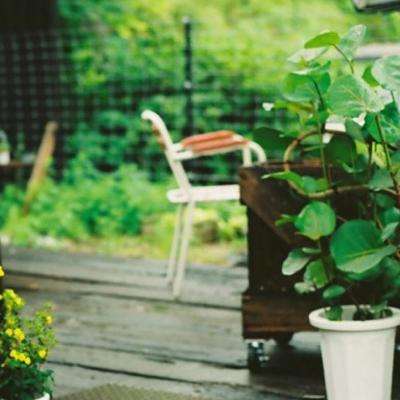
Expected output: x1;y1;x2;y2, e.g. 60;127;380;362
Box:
0;130;10;165
0;266;56;400
263;25;400;400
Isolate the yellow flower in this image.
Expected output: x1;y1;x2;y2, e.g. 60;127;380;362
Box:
0;266;4;277
14;328;25;342
38;349;47;359
10;350;17;358
24;356;31;365
5;328;13;337
46;315;53;325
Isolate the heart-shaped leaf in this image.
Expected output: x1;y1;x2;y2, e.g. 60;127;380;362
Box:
338;25;366;61
372;55;400;93
330;220;396;274
295;202;336;240
282;249;311;276
305;31;340;49
327;75;384;117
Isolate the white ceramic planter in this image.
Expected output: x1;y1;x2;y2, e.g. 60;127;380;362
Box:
36;394;50;400
0;151;10;165
309;306;400;400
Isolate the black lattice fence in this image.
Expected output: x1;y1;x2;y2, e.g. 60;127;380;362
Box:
0;23;292;184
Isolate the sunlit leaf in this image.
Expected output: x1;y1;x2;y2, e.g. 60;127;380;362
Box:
305;31;340;49
337;25;366;61
327;75;384;117
372;55;400;93
282;249;311;276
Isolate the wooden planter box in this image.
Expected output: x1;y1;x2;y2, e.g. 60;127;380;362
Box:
239;162;362;343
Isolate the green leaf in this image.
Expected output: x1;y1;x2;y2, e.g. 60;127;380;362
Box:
338;25;366;61
372;55;400;93
368;169;393;191
263;171;303;187
368;103;400;145
283;72;330;103
362;65;379;87
288;48;327;64
302;247;321;255
325;135;357;166
253;127;292;159
330;220;396;274
282;249;311;276
305;31;340;49
327;75;384;117
345;119;365;142
381;222;399;241
276;214;296;227
381;207;400;225
301;177;329;194
293;61;331;78
323;284;346;301
376;193;396;209
294;282;316;294
304;259;329;288
325;305;343;321
295;201;336;240
263;171;328;194
382;257;400;280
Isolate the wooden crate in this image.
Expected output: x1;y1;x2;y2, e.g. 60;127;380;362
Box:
239;162;361;342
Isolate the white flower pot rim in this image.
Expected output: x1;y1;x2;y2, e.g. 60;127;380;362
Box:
309;305;400;332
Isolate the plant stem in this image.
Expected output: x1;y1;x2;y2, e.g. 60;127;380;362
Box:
375;114;400;207
333;45;354;74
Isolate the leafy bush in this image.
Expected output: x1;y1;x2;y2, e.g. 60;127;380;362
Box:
264;25;400;321
0;156;172;244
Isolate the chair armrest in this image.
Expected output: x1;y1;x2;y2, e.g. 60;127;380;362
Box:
174;130;266;164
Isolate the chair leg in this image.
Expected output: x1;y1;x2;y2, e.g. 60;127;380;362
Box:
172;201;195;299
166;204;185;285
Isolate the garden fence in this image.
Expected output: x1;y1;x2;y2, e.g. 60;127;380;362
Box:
0;19;291;184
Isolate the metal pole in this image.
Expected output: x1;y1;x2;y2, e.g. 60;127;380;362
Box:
183;16;194;137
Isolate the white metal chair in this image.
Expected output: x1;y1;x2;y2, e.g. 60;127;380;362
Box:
141;110;266;298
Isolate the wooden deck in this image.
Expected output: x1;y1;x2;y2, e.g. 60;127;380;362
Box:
3;247;329;399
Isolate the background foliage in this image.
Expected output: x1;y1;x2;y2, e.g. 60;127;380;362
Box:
1;0;400;263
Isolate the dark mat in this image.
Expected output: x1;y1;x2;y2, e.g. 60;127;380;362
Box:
57;385;211;400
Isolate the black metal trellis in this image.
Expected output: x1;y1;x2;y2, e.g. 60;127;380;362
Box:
0;20;291;184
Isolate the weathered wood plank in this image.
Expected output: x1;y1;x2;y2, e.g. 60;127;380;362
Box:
3;248;244;309
16;289;244;368
6;274;241;310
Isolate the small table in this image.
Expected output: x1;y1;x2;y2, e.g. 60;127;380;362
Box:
57;385;210;400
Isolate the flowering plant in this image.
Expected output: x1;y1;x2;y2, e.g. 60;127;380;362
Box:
0;266;56;400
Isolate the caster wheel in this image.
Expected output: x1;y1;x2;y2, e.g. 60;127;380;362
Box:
247;341;269;371
272;332;294;347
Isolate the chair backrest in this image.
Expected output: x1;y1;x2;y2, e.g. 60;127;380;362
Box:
141;110;190;190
